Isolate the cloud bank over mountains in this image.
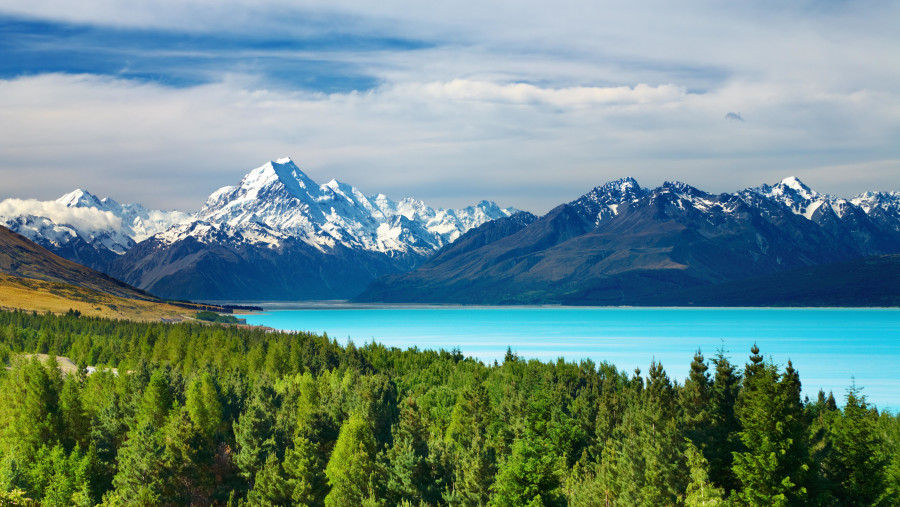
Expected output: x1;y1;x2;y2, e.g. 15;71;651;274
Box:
0;0;898;213
0;198;123;233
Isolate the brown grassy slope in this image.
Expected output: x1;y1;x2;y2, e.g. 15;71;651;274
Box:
0;225;161;301
0;272;188;321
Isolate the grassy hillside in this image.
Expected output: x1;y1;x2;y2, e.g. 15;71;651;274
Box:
0;272;188;321
0;225;236;320
0;225;161;301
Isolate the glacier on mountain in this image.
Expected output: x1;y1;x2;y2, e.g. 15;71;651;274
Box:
180;158;518;255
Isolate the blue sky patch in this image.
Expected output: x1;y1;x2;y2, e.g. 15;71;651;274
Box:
0;15;430;92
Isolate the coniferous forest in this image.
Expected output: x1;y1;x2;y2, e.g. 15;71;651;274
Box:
0;310;897;506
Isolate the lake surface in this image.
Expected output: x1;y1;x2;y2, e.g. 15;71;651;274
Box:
241;305;900;411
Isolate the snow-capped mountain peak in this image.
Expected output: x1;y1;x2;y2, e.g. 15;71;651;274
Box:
57;189;104;209
852;191;900;213
571;177;650;224
780;176;815;196
662;181;705;198
747;177;852;220
190;158;518;255
237;158;319;201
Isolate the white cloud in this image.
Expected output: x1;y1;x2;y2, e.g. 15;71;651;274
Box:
405;81;688;108
0;198;123;232
0;1;898;212
1;71;897;214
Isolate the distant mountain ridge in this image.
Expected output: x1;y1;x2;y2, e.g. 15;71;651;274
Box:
108;158;517;300
4;161;899;304
357;176;900;305
0;189;189;272
1;158;517;300
179;157;516;255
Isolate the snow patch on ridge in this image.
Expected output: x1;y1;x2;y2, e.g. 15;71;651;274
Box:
185;157;518;255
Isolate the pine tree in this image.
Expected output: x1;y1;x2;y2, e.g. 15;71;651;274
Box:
283;432;326;506
247;452;292;506
490;389;568;507
160;406;215;504
384;400;443;505
26;442;99;507
707;349;741;494
137;368;173;429
59;377;90;452
110;421;165;504
0;358;61;458
732;347;809;505
681;350;712;450
444;383;496;505
610;361;685;505
324;413;378;507
641;361;686;502
88;387;126;493
825;385;893;505
185;372;223;440
684;440;726;507
281;374;330;507
233;383;278;482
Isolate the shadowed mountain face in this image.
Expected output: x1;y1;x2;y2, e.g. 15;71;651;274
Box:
109;228;424;301
357;179;900;305
0;225;160;302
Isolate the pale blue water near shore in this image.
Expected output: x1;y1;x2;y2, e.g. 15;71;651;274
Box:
240;305;900;411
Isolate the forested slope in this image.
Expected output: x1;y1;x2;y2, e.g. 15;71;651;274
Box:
0;310;897;505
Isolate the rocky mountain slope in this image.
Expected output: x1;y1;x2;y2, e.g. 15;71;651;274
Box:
357;177;900;305
108;158;516;300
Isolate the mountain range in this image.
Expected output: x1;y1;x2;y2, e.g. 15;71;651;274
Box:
357;177;900;305
2;158;898;304
0;189;189;272
1;158;516;300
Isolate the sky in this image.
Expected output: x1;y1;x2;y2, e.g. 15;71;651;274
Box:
0;0;898;214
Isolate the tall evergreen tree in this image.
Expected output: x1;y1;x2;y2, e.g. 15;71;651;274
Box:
109;421;165;505
160;406;215;504
707;349;741;494
324;413;378;507
186;372;223;440
0;358;61;458
611;361;685;505
684;440;726;507
136;368;173;429
490;390;567;507
732;347;809;506
283;432;327;506
246;452;292;506
384;400;443;505
681;350;712;450
59;377;90;452
445;383;496;506
233;384;279;484
282;375;330;506
824;385;894;505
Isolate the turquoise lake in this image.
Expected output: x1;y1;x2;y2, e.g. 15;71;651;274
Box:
241;305;900;411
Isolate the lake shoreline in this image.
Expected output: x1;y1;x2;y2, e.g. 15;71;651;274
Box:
242;306;900;412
